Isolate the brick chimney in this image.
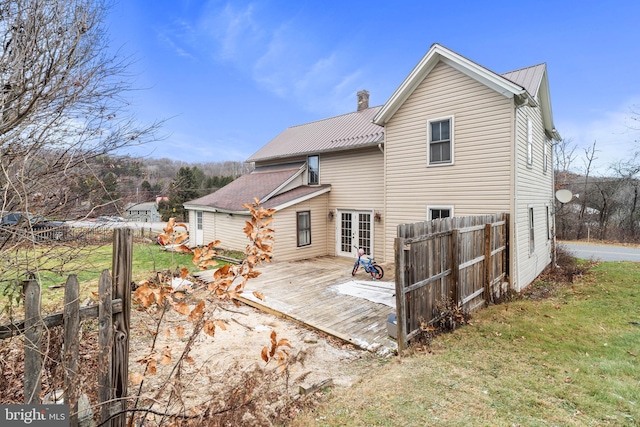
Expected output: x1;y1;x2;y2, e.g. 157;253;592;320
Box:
357;90;369;112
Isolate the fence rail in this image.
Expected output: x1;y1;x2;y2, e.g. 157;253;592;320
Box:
395;213;509;350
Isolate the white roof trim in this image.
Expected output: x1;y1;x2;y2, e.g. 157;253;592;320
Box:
184;186;331;214
259;163;306;204
373;44;527;125
182;204;252;216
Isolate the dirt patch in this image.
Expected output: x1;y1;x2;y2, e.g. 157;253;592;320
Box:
125;296;376;424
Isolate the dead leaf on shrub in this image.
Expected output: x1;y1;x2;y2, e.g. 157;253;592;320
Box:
161;347;172;365
215;320;227;330
204;320;215;337
129;372;144;386
175;325;185;339
188;301;205;321
148;359;157;375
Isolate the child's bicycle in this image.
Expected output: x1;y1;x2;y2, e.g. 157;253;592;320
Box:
351;248;384;280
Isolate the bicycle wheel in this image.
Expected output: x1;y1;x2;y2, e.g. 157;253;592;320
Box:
371;265;384;280
351;261;359;276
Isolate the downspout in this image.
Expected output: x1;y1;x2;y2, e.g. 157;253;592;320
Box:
379;138;387;261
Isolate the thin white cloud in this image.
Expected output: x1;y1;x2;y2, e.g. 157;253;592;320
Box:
557;97;640;175
200;2;263;63
198;2;367;116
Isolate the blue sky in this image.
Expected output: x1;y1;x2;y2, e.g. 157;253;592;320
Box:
106;0;639;174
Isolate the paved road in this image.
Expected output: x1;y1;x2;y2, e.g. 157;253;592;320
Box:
560;241;640;262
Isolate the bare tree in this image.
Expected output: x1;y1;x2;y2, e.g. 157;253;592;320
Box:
576;141;598;240
0;0;158;299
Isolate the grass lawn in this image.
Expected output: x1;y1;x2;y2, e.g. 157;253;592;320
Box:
291;261;640;426
1;243;216;314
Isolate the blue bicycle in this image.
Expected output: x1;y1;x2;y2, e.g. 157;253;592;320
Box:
351;248;384;280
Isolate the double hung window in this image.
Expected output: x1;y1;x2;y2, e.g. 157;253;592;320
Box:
428;117;453;165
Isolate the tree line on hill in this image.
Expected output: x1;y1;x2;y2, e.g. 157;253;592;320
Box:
62;155;252;221
554;132;640;243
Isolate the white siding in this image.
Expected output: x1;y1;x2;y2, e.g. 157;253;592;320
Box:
272;193;329;261
257;147;385;260
209;212;252;251
513;104;553;290
320;147;385;259
383;61;514;262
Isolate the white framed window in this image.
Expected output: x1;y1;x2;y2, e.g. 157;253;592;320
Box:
529;206;535;254
527;119;533;167
427;116;454;166
545;205;552;240
307;155;319;185
543;139;549;173
196;211;203;230
427;205;454;220
297;211;311;247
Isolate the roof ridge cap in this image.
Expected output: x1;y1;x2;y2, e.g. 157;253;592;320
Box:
288;105;383;129
502;62;546;75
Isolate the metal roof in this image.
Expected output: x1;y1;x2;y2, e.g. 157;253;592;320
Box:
247;106;384;162
501;63;546;99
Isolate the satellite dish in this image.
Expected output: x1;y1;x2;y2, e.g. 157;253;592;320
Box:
555;189;573;204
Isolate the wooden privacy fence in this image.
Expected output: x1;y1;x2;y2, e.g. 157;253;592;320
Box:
394;213;509;351
0;228;133;427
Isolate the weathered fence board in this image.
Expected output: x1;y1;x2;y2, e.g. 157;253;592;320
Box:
111;228;133;427
98;269;114;425
0;299;123;339
23;279;42;404
64;275;80;426
395;213;509;350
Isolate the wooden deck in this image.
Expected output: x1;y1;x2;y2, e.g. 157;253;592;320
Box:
195;256;397;354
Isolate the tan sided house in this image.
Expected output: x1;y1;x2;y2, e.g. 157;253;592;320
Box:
184;43;560;291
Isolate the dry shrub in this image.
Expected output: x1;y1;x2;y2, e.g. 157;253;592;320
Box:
412;296;471;350
523;243;594;300
0;321;101;408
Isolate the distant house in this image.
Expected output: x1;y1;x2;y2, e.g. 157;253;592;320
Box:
125;202;161;222
184;43;560;291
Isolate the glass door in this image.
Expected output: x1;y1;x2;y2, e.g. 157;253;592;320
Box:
337;210;372;257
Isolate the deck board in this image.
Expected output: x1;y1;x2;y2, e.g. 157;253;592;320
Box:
195;256;397;354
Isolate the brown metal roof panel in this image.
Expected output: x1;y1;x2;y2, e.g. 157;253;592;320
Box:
248;106;384;162
501;63;546;98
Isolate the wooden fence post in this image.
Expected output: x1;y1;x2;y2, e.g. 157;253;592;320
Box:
111;228;132;427
451;229;459;306
484;223;493;304
394;237;407;352
23;279;42;404
98;270;113;425
63;275;80;427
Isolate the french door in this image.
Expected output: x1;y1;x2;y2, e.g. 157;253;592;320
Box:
337;210;373;257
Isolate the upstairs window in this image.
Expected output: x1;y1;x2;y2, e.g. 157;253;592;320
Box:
308;155;319;185
527;119;533;167
543;139;549;173
428;117;453;165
